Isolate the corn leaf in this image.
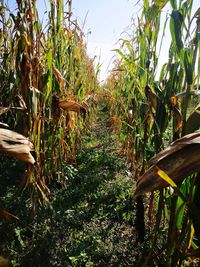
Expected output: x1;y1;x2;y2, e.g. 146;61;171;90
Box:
0;129;35;164
0;107;10;116
135;133;200;197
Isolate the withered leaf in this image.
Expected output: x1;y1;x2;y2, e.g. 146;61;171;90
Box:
59;99;87;114
0;129;35;164
0;107;10;116
0;208;19;221
135;132;200;197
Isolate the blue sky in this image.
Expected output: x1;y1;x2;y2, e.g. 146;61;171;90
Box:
72;0;140;81
73;0;139;44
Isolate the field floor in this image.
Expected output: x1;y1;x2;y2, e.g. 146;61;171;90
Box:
58;108;139;266
1;108;142;267
2;108;200;266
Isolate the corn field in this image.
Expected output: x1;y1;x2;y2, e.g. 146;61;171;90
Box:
0;0;98;207
0;0;200;266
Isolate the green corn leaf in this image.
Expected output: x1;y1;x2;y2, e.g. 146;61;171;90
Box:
175;179;190;229
176;198;185;229
112;49;129;63
170;10;183;53
170;0;177;9
184;50;193;85
154;0;169;9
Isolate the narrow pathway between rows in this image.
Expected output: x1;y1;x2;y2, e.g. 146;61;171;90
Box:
34;108;140;266
55;109;139;266
2;108;143;267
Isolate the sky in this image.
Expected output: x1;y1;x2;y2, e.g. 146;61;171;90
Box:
5;0;200;81
72;0;141;82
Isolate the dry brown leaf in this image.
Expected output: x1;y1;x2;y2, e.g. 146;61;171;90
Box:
150;132;200;165
0;256;11;267
59;99;86;114
170;96;177;106
0;107;10;116
81;101;89;111
145;85;157;110
67;111;76;131
0;208;19;221
185;107;200;134
53;64;67;89
135;132;200;197
0;129;35;164
174;107;183;130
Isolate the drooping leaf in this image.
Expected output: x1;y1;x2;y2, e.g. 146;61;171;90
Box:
150;132;200;165
67;111;76;131
0;129;35;164
135;132;200;197
145;84;158;110
0;122;9;128
174;106;183;130
59;99;87;114
52;64;67;90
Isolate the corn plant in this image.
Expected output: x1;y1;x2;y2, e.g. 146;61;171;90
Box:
0;0;98;209
104;0;200;265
